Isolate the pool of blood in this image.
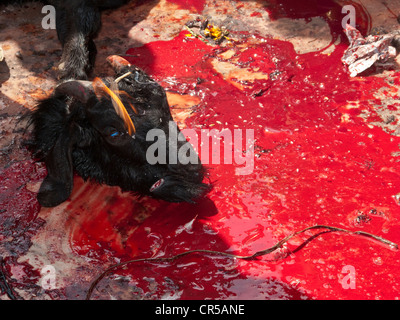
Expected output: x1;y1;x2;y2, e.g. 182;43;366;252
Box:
72;1;400;299
70;12;400;298
3;0;400;300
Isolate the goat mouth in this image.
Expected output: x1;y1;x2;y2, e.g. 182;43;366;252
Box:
150;178;165;192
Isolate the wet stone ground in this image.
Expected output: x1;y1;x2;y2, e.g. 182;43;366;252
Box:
1;0;400;300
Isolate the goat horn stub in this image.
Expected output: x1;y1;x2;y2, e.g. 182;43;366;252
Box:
106;55;131;72
92;77;136;135
55;80;94;103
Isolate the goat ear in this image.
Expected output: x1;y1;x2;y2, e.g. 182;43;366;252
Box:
37;126;75;207
106;55;131;73
54;80;94;103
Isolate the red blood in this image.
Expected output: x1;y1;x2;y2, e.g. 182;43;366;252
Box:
9;0;400;300
250;12;262;17
70;19;400;298
260;0;371;36
0;160;45;246
165;0;206;13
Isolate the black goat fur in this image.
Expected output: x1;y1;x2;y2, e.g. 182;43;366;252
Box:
28;62;210;207
51;0;131;80
4;0;131;80
7;0;210;206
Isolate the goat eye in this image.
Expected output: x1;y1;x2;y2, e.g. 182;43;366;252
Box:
110;131;122;137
